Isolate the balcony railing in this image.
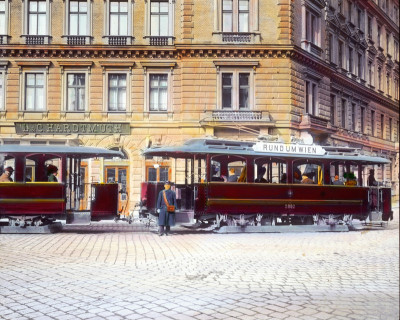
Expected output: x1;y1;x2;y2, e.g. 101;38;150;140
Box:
108;36;128;46
25;35;46;45
66;36;87;45
147;36;173;46
212;111;263;122
222;33;251;43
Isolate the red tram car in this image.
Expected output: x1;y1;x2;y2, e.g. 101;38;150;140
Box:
0;144;123;227
140;138;393;228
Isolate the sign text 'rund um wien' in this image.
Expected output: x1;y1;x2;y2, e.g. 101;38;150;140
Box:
15;122;130;135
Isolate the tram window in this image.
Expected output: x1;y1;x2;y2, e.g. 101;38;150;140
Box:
107;168;116;183
159;167;169;182
294;162;323;184
146;166;171;182
254;160;287;183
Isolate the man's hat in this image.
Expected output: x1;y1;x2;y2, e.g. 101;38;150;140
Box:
5;166;13;173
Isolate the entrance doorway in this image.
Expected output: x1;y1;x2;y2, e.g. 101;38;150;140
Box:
105;166;129;215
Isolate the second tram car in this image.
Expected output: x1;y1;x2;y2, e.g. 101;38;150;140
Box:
0;144;123;228
140;138;393;228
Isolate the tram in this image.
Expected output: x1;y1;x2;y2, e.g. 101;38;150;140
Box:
0;144;123;227
140;138;393;228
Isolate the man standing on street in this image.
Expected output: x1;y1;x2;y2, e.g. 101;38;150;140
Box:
156;181;177;236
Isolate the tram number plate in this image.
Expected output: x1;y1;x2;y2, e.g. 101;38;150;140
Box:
285;204;295;209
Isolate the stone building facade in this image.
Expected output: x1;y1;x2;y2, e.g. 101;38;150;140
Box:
0;0;398;213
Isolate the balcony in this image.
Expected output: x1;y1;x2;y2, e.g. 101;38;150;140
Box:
222;33;252;43
23;35;51;45
103;36;134;46
64;36;92;46
145;36;174;46
299;114;336;134
212;111;263;121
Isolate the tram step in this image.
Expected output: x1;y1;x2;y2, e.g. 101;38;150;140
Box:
0;222;63;234
66;211;91;225
215;225;349;233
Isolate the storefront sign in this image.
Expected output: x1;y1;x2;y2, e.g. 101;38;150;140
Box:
15;122;130;135
253;142;326;155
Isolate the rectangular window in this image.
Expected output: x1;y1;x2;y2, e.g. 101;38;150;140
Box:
348;1;352;21
222;73;232;109
357;8;362;29
389;118;393;141
386;73;390;95
150;0;168;36
69;1;87;35
349;47;353;73
367;16;372;38
0;1;6;34
149;74;168;111
330;94;336;125
351;103;356;131
360;107;365;134
0;72;3;111
368;61;373;86
328;34;333;62
394;41;399;61
339;41;344;68
28;1;47;35
108;74;126;111
238;0;249;32
381;114;384;139
357;53;362;78
341;99;346;128
377;24;381;47
395;78;399;100
305;9;319;46
371;110;375;136
386;33;390;53
221;71;251;110
25;73;45;111
378;67;382;90
67;73;85;111
110;1;128;36
223;0;249;33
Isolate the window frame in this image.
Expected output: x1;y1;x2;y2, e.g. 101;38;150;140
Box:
106;72;129;112
145;0;175;45
144;68;172;113
216;66;255;111
0;69;5;111
23;0;51;43
64;0;91;38
104;0;133;44
62;70;89;112
21;70;47;112
305;79;318;116
0;0;10;44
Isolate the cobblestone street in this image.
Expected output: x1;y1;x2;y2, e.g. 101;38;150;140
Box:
0;210;398;320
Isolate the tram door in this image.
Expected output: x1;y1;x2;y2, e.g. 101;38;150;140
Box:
105;167;129;215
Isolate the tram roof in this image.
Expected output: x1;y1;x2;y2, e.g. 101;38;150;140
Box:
143;138;390;165
0;144;124;159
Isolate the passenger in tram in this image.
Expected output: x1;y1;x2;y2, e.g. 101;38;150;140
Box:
255;166;267;183
211;165;224;182
301;174;315;184
368;169;378;210
344;172;357;186
368;169;378;186
0;166;14;182
293;168;302;183
47;165;59;182
227;168;238;182
156;181;177;236
280;173;287;184
332;175;344;185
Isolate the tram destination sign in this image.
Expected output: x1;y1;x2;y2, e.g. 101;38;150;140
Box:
15;122;130;135
253;142;326;155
